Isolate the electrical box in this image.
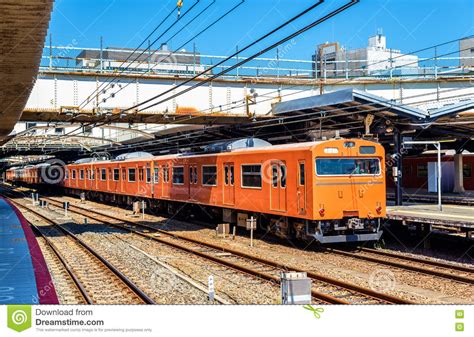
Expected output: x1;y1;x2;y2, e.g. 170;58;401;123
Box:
217;223;230;235
237;213;248;227
281;272;312;305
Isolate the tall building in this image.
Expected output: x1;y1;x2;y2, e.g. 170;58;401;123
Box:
313;32;419;78
460;37;474;67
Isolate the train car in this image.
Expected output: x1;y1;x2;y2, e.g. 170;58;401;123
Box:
387;154;474;191
63;138;385;243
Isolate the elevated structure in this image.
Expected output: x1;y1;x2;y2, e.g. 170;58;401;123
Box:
0;0;54;140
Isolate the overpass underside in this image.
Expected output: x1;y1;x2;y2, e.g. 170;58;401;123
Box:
0;0;53;139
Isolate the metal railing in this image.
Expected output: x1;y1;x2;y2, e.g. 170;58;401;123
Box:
39;45;474;82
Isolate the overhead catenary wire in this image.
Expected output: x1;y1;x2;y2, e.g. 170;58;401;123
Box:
79;0;201;109
101;0;218;102
121;0;329;113
56;0;245;141
77;4;178;109
93;86;472;154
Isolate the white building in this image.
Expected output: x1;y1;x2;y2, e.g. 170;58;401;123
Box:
313;32;419;78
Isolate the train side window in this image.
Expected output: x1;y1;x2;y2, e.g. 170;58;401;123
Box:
202;166;217;186
230;166;234;185
113;169;120;181
299;163;305;186
417;164;427;177
101;168;107;181
194;167;198;184
154;167;160;183
72;170;76;179
272;165;278;188
463;163;472;178
65;170;69;180
163;166;169;183
281;165;287;188
224;166;229;185
146;168;151;184
79;170;84;180
128;168;136;182
241;165;262;188
172;167;185;185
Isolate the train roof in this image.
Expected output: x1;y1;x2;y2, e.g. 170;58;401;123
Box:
67;138;382;166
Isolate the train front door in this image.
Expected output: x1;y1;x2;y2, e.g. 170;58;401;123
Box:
270;162;287;212
223;163;235;205
296;161;306;214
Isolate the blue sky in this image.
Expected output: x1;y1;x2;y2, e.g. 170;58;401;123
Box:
48;0;474;60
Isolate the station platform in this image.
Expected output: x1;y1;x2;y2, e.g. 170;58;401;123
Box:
387;203;474;231
0;196;58;304
387;188;474;206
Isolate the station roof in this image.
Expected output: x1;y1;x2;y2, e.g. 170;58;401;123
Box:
0;0;53;140
273;88;474;121
272;88;474;147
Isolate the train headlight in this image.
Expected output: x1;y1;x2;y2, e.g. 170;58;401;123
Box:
319;208;325;216
376;206;382;214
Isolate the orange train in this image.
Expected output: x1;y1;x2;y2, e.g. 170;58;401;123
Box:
6;138;386;243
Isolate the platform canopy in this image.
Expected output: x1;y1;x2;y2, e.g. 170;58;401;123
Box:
272;88;474;151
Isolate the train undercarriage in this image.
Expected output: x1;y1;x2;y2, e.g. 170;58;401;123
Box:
59;187;382;244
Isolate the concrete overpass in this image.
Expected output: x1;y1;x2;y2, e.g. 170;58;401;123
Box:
0;0;53;139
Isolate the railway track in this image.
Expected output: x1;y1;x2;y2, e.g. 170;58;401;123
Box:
327;247;474;285
6;196;155;305
39;195;410;304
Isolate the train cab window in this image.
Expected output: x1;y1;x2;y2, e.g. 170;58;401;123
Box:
79;170;84;180
101;168;107;181
299;163;305;185
128;168;136;182
172;167;185;185
113;169;120;181
72;170;76;179
138;168;144;182
154;167;160;183
202;166;217;186
163;166;169;183
316;158;380;175
241;165;262;188
146;168;151;183
281;165;287;188
122;168;126;181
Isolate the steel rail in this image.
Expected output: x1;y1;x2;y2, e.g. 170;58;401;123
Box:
5;195;156;305
44;196;411;304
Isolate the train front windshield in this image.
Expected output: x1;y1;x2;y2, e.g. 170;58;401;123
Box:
316;158;380;176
